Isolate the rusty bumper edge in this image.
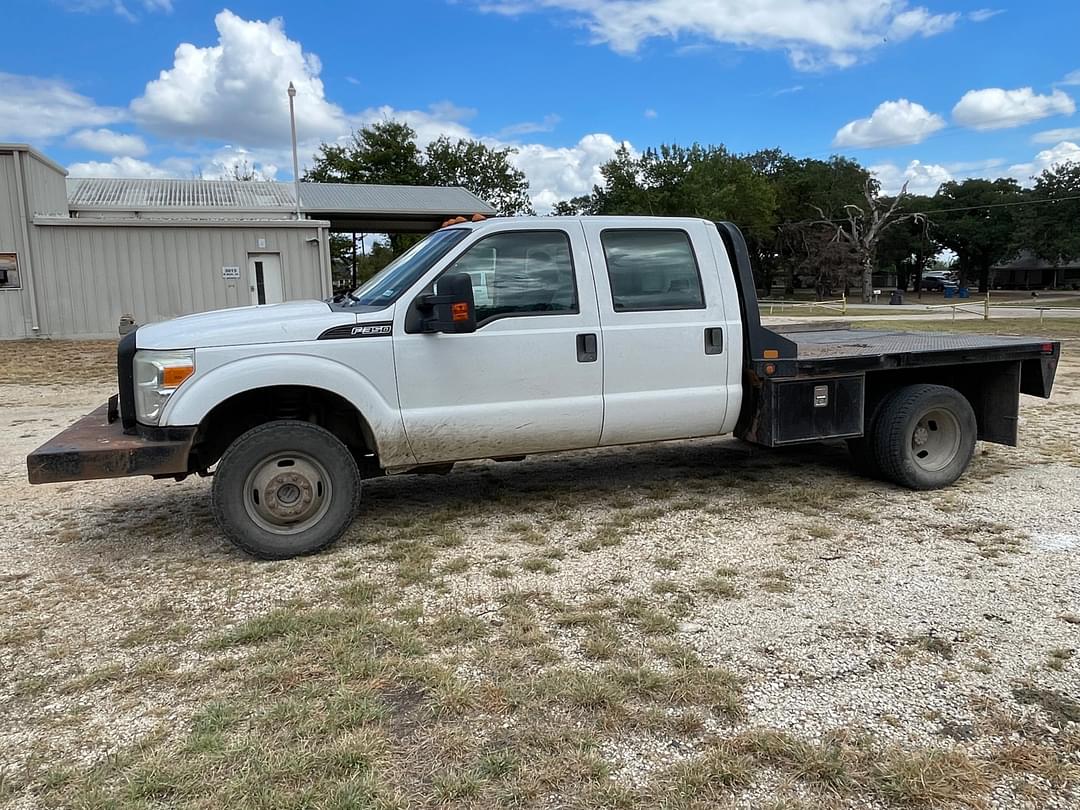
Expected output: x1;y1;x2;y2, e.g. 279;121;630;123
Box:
26;403;196;484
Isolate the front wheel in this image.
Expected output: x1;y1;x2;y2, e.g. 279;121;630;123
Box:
212;421;361;559
871;384;976;490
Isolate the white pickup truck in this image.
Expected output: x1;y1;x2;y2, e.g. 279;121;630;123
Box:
27;217;1060;559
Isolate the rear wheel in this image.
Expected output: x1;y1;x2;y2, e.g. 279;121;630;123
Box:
870;384;976;490
212;421;361;559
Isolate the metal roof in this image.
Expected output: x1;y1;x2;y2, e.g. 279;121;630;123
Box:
67;178;296;211
65;177;495;217
298;183;495;216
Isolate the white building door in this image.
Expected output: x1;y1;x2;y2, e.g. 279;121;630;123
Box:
249;254;284;305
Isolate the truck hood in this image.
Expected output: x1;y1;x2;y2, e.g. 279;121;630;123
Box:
136;300;364;349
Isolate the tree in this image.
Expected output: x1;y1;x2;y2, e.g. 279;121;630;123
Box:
1018;161;1080;267
933;178;1024;291
424;137;533;216
307;121;534;258
570;142;776;239
230;159;256;182
810;179;925;302
306;120;425;186
876;194;937;292
749;152;870;293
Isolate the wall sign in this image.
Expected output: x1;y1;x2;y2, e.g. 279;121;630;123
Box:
222;266;241;280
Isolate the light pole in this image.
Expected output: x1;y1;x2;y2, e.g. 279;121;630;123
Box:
288;82;301;219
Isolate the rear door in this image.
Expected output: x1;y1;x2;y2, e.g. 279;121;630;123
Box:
394;224;604;463
581;220;736;446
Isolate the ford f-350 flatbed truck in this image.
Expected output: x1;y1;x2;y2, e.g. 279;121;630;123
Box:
27;217;1060;559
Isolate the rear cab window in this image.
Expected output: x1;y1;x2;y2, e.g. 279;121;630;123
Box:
600;229;705;312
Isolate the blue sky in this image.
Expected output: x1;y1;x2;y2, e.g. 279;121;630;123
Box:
2;0;1079;208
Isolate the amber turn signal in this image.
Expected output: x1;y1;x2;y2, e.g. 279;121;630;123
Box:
162;365;194;388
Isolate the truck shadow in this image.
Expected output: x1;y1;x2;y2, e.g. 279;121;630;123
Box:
359;437;863;519
74;438;866;560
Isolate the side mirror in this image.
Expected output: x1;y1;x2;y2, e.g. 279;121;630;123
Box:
419;272;477;334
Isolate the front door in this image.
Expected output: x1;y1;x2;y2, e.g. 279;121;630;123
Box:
394;225;604;464
581;220;735;446
249;253;284;305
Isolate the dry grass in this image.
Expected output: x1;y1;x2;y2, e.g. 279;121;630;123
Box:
5;335;1080;809
0;339;116;385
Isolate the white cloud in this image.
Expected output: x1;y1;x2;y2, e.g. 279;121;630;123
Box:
1007;141;1080;183
67;155;190;179
351;104;475;147
952;87;1076;130
59;0;172;20
1031;126;1080;144
0;72;124;140
1060;70;1080;87
509;133;627;211
68;128;148;157
131;9;348;146
643;108;658;119
477;1;958;71
199;146;280;181
496;114;561;138
870;159;953;196
888;8;959;40
833;99;946;148
968;8;1003;22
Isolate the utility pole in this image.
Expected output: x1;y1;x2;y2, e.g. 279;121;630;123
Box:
288;82;301;220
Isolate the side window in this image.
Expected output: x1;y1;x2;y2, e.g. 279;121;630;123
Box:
0;253;20;290
448;231;578;325
601;230;705;312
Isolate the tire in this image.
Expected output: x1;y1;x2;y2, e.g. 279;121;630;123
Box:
870;384;976;490
211;420;361;559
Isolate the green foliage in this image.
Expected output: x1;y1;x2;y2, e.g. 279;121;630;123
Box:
1019;161;1080;265
932;178;1024;290
425;136;533;216
877;194;937;289
305;120;425;186
308;120;533;290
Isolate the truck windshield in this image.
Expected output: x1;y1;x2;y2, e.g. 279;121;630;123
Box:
345;228;470;307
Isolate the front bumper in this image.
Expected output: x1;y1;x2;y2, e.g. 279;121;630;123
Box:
26;401;196;484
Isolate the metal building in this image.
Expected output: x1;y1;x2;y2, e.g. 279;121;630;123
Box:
0;144;494;339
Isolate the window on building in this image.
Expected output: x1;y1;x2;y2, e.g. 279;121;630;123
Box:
600;230;705;311
0;253;20;290
448;231;578;325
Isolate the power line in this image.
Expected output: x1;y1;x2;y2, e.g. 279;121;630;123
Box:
778;191;1080;227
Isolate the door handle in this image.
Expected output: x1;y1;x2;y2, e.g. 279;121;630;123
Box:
704;327;724;355
576;333;598;363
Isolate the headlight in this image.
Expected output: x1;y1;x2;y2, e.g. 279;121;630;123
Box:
133;349;195;425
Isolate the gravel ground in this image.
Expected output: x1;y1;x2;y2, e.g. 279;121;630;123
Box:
1;347;1079;808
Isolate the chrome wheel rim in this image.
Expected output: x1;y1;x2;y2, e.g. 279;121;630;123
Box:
243;451;333;535
910;408;961;473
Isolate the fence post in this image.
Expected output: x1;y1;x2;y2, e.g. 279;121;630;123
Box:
984;291;990;321
842;293;847;315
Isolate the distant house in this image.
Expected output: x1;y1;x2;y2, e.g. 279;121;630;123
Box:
991;251;1080;290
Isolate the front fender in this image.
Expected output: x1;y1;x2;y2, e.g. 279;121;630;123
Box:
160;351;414;468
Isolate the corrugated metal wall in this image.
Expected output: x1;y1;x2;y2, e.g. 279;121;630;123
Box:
29;222;326;338
0;153;34;339
24;153;69;216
